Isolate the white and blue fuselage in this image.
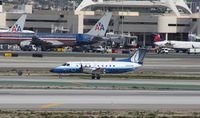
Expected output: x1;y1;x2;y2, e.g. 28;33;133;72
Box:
51;61;142;74
50;48;147;79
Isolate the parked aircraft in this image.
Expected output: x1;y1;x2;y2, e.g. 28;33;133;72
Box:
0;14;34;33
28;12;112;50
155;40;200;53
50;48;147;79
0;13;112;51
0;14;35;48
154;34;200;53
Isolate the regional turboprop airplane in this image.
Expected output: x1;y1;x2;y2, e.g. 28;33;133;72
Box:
50;48;147;79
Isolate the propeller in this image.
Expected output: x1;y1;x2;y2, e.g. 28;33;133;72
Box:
80;64;83;72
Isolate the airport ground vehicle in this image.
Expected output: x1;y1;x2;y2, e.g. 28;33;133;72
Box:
160;48;174;54
156;48;174;54
72;46;92;52
22;45;37;51
92;46;107;53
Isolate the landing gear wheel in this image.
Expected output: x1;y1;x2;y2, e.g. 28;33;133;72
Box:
96;74;101;80
91;74;95;79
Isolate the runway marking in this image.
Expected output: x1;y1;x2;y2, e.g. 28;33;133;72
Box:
39;103;64;109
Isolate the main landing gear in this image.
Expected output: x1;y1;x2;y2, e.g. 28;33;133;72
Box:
91;73;101;80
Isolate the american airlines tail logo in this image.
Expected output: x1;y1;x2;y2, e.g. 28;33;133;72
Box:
95;22;105;31
11;24;22;32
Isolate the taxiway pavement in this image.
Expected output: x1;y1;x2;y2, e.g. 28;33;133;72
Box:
0;89;200;110
0;56;199;74
1;76;200;85
0;54;199;111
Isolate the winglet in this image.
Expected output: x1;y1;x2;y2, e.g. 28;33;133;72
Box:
86;12;112;37
10;14;27;32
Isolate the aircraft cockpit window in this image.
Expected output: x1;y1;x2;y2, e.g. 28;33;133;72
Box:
62;63;67;66
62;63;70;66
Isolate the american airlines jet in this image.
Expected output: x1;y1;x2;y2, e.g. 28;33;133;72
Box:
31;12;112;47
0;13;112;51
50;48;147;79
0;14;34;33
23;12;112;50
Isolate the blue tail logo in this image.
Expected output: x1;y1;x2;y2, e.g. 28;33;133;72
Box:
95;22;105;31
11;24;22;32
115;48;147;64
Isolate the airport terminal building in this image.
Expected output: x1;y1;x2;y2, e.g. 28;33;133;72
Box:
0;0;200;46
75;0;200;46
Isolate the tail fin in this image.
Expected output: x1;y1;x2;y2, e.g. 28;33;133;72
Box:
153;34;161;42
10;14;27;32
130;48;147;64
86;12;112;37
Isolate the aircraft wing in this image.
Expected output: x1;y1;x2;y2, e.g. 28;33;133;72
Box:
80;66;105;74
31;36;64;47
92;68;105;74
43;40;64;46
165;41;174;47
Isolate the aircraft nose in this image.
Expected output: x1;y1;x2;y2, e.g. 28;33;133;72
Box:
49;67;63;73
49;69;54;73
